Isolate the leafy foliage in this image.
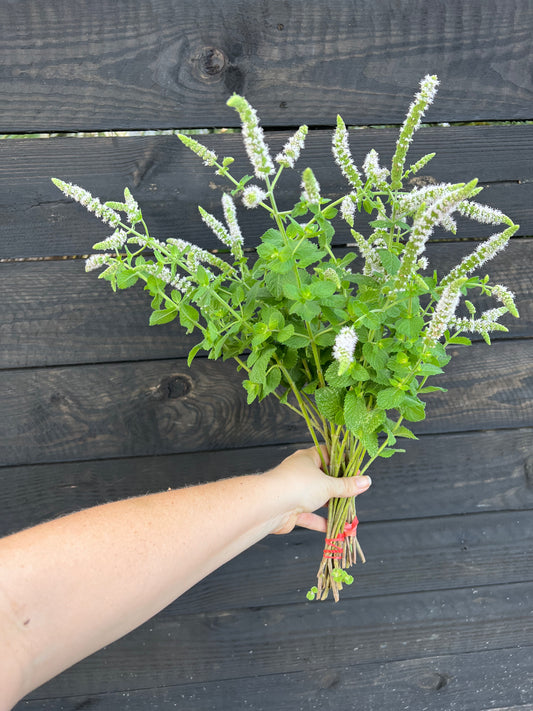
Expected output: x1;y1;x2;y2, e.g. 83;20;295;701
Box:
53;75;519;602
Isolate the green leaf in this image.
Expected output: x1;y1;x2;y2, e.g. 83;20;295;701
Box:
315;330;336;347
362;342;388;371
180;303;199;325
417;362;444;376
149;307;178;326
369;219;393;229
293;241;325;268
325;361;352;388
282;282;300;300
264;366;282;395
284;332;310;349
315;387;343;420
377;388;407;410
290;300;321;320
250;346;276;385
395;316;425;340
344;392;367;434
276;324;295;343
400;395;426;422
419;385;447;394
264;271;284;299
116;269;139;289
187;342;204;367
379;447;406;458
196;264;210;287
378;249;401;276
310;280;337;299
242;379;261;405
395;425;418;440
360;429;379;457
447;335;472;346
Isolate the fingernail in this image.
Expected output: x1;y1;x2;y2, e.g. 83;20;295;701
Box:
355;475;372;491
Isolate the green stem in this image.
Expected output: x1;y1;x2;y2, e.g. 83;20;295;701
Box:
275;358;327;470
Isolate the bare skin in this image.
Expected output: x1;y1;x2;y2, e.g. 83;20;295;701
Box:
0;446;371;709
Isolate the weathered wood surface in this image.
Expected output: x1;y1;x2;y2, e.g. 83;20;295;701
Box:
1;124;532;259
23;582;533;698
3;2;532;709
2;0;533;132
19;647;533;711
0;340;531;468
1;238;531;369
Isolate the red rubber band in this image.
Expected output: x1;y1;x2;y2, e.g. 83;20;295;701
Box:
323;535;344;560
344;516;359;537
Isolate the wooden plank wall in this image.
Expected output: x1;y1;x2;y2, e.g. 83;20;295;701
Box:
1;1;532;709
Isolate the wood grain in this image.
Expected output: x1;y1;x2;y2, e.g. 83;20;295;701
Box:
22;582;533;698
18;647;532;711
2;0;533;132
0;340;531;467
1;124;531;258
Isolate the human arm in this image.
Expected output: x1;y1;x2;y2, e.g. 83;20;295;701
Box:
0;447;371;708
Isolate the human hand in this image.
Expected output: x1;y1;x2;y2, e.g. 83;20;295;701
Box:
265;445;371;535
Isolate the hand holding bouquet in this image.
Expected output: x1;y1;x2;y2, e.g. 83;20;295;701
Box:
53;76;519;601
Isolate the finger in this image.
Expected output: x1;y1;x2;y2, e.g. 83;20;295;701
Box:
295;512;328;533
309;443;329;470
331;475;372;499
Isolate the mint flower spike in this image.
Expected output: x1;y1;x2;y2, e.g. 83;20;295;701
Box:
390;74;440;189
276;124;308;168
457;200;514;226
333;325;359;375
301;167;321;205
395;183;456;217
51;178;121;227
451;306;510;344
221;193;244;260
395;179;480;286
167;237;234;274
332;115;363;192
199;203;243;260
492;284;519;317
124;187;141;224
350;229;383;277
440;223;519;287
362;149;389;190
177;134;218;167
93;228;128;251
226;95;274;180
424;278;466;346
85;253;113;272
340;194;356;226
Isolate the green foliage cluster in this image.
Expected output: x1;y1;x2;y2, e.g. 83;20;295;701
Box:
52;76;519;601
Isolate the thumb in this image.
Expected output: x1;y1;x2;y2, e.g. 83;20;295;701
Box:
330;474;372;499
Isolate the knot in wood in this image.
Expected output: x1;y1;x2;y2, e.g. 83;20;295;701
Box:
195;47;227;80
158;375;191;400
417;671;450;691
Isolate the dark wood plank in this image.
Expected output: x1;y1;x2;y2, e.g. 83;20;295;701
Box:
18;647;533;711
1;238;530;369
1;125;531;258
2;0;532;132
21;582;533;697
0;340;531;467
2;428;532;535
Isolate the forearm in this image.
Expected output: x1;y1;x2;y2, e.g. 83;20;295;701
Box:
0;468;291;705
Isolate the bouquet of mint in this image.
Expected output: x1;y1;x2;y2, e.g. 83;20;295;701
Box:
53;76;519;601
